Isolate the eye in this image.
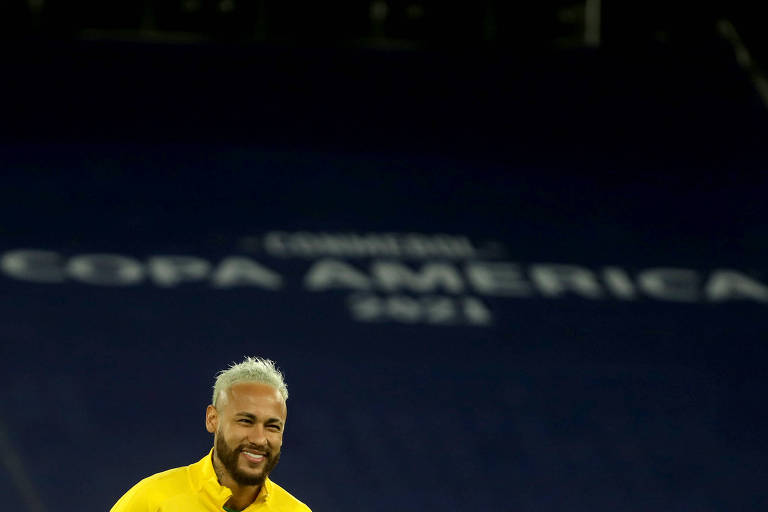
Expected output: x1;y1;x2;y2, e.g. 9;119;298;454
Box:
238;418;253;425
267;424;282;431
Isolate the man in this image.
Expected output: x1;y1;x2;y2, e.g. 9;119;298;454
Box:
111;357;311;512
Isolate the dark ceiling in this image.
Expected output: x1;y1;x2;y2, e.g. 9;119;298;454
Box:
0;1;762;53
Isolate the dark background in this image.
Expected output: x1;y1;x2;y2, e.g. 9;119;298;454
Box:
1;2;767;511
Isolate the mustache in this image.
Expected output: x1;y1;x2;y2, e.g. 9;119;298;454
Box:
237;445;271;456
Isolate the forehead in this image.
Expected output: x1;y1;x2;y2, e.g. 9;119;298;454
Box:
221;381;286;419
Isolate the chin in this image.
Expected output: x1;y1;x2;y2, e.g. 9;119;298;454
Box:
237;466;265;480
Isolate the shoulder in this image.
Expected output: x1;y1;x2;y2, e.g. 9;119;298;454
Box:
267;480;312;512
110;465;193;512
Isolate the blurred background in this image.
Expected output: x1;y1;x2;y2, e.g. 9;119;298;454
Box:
1;2;767;511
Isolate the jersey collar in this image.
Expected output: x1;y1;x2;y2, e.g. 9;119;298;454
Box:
194;449;273;509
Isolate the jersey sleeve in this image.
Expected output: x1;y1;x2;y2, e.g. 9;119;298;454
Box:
109;481;155;512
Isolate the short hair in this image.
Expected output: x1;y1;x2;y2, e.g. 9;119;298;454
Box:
212;356;289;407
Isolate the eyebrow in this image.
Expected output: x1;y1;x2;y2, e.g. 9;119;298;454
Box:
234;412;283;425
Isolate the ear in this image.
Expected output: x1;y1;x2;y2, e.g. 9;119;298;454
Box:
205;405;218;434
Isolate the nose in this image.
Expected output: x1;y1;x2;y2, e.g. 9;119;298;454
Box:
247;425;268;447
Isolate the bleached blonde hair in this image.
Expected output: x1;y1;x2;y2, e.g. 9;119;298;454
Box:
212;356;289;407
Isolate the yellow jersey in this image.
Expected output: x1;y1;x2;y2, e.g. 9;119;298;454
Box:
110;450;311;512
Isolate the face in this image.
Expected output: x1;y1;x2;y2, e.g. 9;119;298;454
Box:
206;382;287;487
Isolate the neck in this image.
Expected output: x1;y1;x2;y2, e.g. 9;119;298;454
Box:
211;453;262;510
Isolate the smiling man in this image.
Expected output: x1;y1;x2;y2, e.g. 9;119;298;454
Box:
111;357;311;512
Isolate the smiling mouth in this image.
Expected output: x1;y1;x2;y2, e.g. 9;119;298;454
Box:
241;451;266;464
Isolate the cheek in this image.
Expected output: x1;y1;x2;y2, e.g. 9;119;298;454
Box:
219;425;241;444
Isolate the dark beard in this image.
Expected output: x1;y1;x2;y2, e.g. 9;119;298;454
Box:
215;433;281;486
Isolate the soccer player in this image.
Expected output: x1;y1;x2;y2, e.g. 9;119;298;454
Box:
111;357;311;512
